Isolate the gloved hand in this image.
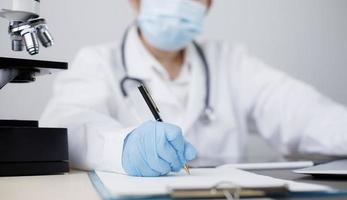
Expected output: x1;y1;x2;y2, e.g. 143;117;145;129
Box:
122;120;197;177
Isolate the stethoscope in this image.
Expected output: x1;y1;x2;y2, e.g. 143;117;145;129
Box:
119;26;215;123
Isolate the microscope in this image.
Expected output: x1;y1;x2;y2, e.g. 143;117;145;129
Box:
0;0;69;176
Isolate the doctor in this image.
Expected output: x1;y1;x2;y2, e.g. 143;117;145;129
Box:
41;0;347;177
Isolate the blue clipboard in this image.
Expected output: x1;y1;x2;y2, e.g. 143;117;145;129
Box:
88;171;347;200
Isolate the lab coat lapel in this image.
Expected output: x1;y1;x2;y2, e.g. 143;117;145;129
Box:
181;46;205;133
125;27;178;104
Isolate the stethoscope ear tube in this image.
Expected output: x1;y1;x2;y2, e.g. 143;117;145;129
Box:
120;77;129;97
192;41;212;118
120;76;145;97
119;25;146;97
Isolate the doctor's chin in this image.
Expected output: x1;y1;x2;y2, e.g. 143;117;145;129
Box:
37;0;347;177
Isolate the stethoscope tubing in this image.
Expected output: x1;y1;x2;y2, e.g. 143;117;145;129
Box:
119;25;214;121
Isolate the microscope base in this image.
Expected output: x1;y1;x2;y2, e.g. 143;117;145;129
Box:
0;161;69;176
0;120;69;176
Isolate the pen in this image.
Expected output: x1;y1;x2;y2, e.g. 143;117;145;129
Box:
138;84;191;175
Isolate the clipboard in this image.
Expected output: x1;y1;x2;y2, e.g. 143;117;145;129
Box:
88;170;347;200
89;171;289;200
169;182;290;199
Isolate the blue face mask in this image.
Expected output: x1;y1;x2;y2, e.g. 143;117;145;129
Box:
138;0;207;52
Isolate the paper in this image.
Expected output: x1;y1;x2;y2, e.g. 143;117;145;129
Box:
95;168;332;198
218;161;314;170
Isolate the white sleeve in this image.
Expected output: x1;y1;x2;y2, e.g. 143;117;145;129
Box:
229;48;347;156
40;47;133;173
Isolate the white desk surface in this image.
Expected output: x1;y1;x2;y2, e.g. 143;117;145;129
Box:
0;170;101;200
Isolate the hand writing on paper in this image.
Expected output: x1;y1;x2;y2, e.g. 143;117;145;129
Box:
122;121;197;177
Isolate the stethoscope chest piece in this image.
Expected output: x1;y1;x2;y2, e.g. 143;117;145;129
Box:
199;106;216;124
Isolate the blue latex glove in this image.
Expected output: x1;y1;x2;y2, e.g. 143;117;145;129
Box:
122;120;197;177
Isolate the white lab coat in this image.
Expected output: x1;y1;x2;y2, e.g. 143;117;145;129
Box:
41;27;347;173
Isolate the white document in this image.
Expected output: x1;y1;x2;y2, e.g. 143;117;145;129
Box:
218;161;314;170
95;168;332;198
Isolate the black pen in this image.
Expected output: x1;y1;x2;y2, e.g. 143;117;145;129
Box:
138;84;191;175
138;84;162;122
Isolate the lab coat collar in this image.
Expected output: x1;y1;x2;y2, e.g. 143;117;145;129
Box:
155;42;205;133
124;26;153;80
125;26;205;133
146;43;200;122
149;43;205;134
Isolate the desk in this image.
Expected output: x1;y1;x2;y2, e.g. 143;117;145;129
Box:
0;170;101;200
0;169;346;200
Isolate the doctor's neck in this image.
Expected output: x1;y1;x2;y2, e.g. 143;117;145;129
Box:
139;31;185;80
